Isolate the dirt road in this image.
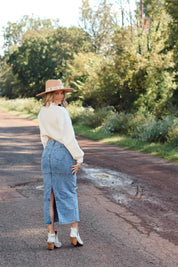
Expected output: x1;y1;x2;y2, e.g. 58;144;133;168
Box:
0;109;178;267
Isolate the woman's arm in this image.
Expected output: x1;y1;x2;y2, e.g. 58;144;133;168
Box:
57;107;84;163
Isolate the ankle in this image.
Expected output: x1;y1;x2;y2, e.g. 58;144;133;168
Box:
48;231;55;234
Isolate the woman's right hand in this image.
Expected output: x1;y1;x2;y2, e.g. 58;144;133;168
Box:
71;162;82;174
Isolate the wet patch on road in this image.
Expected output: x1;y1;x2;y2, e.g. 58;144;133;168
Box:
80;163;143;204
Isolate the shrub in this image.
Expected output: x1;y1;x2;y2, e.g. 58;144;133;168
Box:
129;109;154;137
79;107;95;127
0;97;42;115
67;101;85;124
20;98;42;115
135;115;177;143
92;106;115;127
166;118;178;145
79;106;115;128
101;112;133;134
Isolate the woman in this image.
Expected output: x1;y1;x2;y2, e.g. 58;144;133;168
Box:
37;79;84;250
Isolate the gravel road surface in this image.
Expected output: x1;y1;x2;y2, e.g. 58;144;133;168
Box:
0;109;178;267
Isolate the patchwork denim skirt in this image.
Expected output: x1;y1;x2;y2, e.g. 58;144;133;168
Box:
41;140;80;225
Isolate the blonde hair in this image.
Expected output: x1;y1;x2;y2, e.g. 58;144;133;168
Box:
43;91;67;107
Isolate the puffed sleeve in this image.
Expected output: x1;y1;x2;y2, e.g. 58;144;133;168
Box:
57;107;84;163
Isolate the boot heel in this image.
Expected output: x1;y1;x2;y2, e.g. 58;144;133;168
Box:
48;242;55;250
70;227;84;246
70;237;77;246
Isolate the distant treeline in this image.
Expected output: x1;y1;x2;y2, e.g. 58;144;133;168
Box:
0;0;177;118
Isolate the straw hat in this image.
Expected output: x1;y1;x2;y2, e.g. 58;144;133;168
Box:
36;79;74;97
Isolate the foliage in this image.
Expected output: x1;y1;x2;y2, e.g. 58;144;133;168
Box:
80;106;115;128
1;16;92;98
66;100;85;124
97;108;178;144
67;52;118;107
166;120;178;145
0;97;42;117
0;61;21;98
134;115;177;143
68;19;176;115
101;112;132;134
79;0;117;53
2;15;57;49
165;0;178;107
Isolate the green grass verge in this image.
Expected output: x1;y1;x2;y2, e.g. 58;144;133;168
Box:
74;125;178;163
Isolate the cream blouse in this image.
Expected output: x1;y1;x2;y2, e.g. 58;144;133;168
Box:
38;102;84;163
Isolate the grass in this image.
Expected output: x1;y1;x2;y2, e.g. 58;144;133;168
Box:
0;97;177;163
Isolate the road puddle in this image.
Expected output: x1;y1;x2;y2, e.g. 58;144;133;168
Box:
81;163;133;187
81;163;138;204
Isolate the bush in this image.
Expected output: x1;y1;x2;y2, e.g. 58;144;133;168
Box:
129;109;154;137
0;97;42;115
67;101;85;124
78;106;95;127
79;106;115;128
166;118;178;145
135;115;177;143
101;112;133;134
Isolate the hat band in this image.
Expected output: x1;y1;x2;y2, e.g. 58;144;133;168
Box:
46;85;64;92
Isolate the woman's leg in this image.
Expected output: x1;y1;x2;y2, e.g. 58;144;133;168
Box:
71;222;78;230
47;190;62;249
47;189;55;233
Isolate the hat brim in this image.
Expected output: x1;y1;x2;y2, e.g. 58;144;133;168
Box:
36;88;74;97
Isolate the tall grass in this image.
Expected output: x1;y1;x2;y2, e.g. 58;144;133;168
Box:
0;98;42;119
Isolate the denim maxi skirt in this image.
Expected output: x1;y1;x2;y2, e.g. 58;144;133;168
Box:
41;139;80;225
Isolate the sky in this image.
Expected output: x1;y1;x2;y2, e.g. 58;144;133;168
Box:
0;0;83;31
0;0;84;54
0;0;136;55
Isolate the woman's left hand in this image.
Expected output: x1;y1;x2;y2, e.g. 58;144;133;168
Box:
71;162;82;174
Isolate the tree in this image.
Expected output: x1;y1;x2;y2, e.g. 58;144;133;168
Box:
5;23;92;97
79;0;118;53
3;15;57;51
0;57;21;98
133;0;176;116
68;0;176;116
165;0;178;107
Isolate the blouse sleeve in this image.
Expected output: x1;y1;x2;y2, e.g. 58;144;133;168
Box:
57;108;84;163
38;112;48;148
40;134;48;148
